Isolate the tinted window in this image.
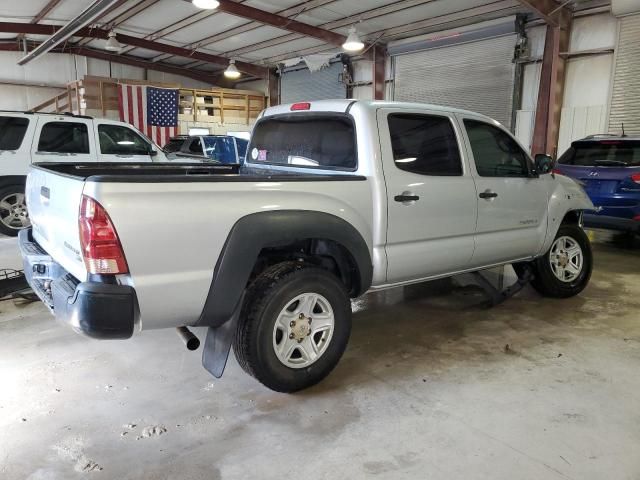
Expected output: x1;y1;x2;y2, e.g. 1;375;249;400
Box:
164;138;184;153
249;114;356;170
188;138;203;154
0;116;29;150
388;114;462;176
203;137;237;164
98;124;150;155
558;141;640;167
235;138;248;160
464;120;529;177
38;122;89;154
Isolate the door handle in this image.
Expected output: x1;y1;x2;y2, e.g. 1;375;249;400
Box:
479;191;498;199
394;194;420;202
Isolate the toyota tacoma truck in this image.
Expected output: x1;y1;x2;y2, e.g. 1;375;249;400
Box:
20;100;594;393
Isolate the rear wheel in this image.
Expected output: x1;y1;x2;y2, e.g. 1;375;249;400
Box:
0;185;29;237
520;224;592;298
233;262;351;393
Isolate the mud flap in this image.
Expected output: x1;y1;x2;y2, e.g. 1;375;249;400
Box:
201;295;244;378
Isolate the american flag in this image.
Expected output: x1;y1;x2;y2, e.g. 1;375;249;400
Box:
118;84;179;147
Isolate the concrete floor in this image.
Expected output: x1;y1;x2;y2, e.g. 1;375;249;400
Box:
1;232;640;480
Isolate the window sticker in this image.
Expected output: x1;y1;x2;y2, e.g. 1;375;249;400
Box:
258;149;268;161
251;147;259;160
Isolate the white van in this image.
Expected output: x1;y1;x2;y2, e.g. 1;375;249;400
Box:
0;112;166;236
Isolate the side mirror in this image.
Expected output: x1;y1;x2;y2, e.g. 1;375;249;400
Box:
149;148;158;157
534;153;554;175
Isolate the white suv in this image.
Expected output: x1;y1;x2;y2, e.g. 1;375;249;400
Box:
0;112;166;236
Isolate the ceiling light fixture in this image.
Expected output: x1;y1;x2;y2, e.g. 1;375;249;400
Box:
192;0;220;9
104;30;124;52
224;59;241;79
342;27;364;52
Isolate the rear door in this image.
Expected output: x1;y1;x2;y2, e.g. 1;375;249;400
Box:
377;108;478;283
94;121;155;163
460;116;549;265
31;116;96;163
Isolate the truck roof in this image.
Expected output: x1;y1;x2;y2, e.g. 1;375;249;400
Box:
0;110;93;119
261;99;501;124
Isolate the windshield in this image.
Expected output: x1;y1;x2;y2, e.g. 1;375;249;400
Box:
248;114;356;170
558;141;640;167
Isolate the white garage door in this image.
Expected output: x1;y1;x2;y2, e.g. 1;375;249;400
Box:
393;34;518;129
608;14;640;135
280;62;347;104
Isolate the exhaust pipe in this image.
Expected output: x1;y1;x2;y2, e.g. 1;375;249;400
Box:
176;327;200;351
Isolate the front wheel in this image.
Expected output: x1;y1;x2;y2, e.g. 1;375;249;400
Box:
521;224;592;298
0;185;29;237
233;262;352;393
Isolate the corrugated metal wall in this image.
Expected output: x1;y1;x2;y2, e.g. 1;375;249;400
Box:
608;14;640;135
280;62;347;104
393;35;517;129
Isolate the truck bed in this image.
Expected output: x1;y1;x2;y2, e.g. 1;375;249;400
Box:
32;163;366;183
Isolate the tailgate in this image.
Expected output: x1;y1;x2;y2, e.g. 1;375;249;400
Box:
26;167;87;281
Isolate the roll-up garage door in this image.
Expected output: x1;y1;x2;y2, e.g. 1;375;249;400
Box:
608;14;640;135
393;34;518;129
280;61;346;104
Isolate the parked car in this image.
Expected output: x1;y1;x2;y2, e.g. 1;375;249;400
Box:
555;134;640;233
163;134;249;164
0;112;166;236
20;100;593;393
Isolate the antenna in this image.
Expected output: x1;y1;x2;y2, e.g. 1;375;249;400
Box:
622;123;627;137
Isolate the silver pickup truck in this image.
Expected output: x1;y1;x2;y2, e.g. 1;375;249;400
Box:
20;100;594;392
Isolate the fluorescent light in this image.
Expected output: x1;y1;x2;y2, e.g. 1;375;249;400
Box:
117;141;134;145
396;157;416;163
224;59;241;79
343;27;365;52
105;31;123;52
192;0;219;9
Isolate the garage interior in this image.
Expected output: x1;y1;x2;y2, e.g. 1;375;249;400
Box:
1;0;640;478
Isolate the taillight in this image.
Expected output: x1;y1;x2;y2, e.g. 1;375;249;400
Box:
290;102;311;111
78;195;128;274
552;168;564;175
631;173;640;184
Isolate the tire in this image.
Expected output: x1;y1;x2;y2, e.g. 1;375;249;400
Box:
521;224;592;298
0;184;29;237
233;261;352;393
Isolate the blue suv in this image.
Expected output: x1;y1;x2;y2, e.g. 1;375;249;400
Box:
555;135;640;233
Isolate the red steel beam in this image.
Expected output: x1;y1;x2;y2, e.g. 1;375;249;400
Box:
373;45;386;101
191;0;347;46
0;41;223;85
32;0;64;24
517;0;571;27
0;22;267;78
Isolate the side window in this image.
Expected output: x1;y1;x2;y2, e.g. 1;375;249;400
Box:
188;138;203;154
388;113;462;176
0;116;29;150
98;124;151;155
38;122;89;154
464;120;529;177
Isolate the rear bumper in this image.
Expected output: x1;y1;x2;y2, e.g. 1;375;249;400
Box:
583;213;640;232
19;228;137;339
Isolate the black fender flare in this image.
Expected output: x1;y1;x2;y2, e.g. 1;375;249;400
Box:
196;210;373;328
0;175;27;189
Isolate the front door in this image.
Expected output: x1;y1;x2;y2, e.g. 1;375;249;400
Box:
95;122;155;163
378;109;478;284
460;117;549;266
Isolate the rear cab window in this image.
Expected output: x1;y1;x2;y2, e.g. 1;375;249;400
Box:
164;138;184;153
0;116;30;150
558;140;640;167
248;113;357;170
